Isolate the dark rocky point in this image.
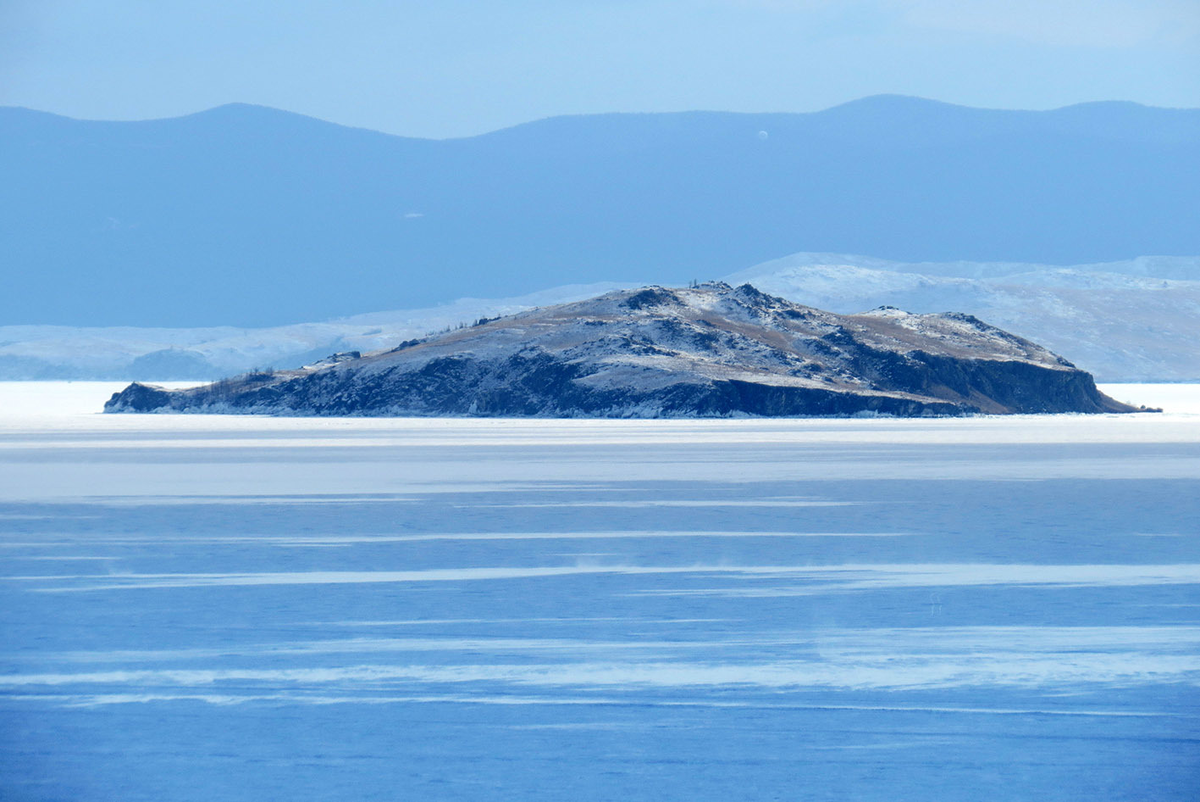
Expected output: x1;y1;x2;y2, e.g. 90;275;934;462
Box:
105;283;1138;418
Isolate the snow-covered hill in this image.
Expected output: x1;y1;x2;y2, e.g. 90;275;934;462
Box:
727;254;1200;381
106;283;1133;418
0;283;631;381
6;254;1198;383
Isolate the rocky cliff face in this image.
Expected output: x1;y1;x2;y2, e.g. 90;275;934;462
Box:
105;283;1137;418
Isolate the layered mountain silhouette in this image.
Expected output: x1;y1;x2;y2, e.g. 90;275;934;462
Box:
5;96;1198;328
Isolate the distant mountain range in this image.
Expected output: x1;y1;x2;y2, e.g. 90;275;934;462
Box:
3;95;1198;328
4;253;1197;382
106;283;1134;418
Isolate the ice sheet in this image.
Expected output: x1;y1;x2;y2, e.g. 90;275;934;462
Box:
1;382;1198;801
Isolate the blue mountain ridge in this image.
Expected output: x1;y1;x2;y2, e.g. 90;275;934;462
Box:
3;95;1197;327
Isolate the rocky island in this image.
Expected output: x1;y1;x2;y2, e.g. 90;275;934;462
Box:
105;283;1136;417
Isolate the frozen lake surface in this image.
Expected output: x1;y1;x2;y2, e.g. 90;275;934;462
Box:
2;382;1198;800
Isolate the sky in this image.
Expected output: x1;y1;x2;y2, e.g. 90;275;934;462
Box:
2;0;1198;138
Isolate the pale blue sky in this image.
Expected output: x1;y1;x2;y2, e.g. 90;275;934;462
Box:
3;0;1198;138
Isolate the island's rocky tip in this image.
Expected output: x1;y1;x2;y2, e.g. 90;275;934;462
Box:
104;283;1139;418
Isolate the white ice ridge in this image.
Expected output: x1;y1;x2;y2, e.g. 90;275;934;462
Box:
40;626;1200;664
14;563;1200;593
3;693;1181;718
0;531;918;550
5;625;1200;692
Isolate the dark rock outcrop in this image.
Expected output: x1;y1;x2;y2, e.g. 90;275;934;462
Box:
105;283;1138;418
